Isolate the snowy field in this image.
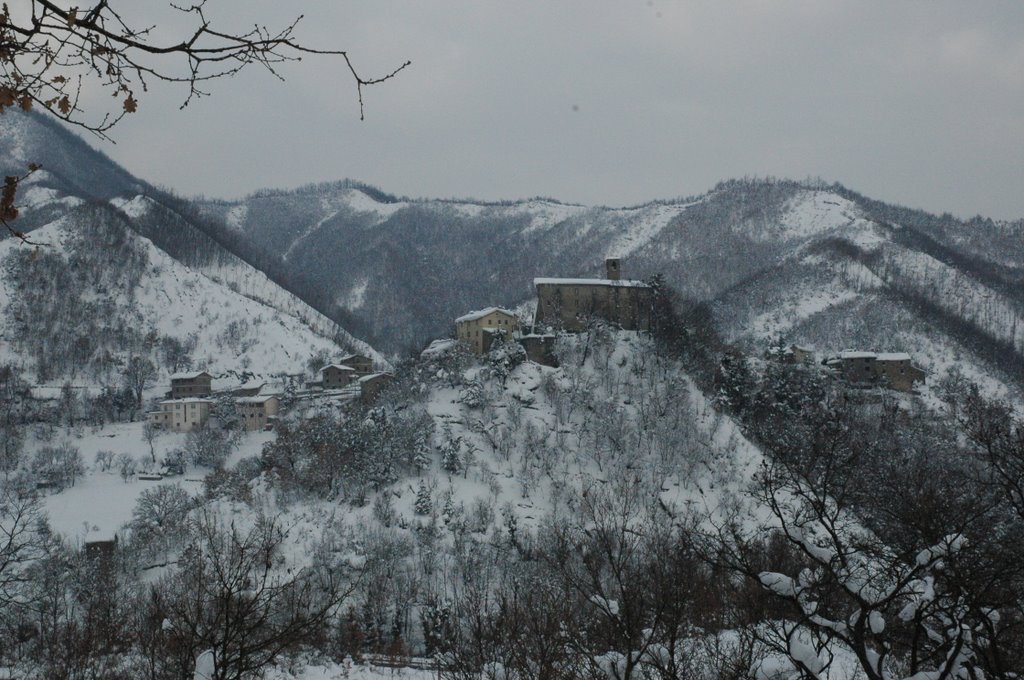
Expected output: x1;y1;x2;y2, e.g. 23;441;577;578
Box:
33;422;273;541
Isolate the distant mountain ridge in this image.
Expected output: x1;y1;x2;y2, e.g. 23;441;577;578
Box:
3;110;1023;397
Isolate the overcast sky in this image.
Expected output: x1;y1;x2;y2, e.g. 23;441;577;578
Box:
84;1;1024;220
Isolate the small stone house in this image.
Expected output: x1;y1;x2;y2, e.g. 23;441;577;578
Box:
338;353;374;376
147;398;212;432
518;329;559;367
359;372;394;402
235;395;280;431
831;351;878;384
84;532;118;567
534;259;653;332
322;364;357;389
875;353;927;392
455;307;518;355
170;371;213;399
767;344;814;365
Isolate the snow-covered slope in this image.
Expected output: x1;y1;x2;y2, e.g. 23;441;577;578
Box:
0;209;380;385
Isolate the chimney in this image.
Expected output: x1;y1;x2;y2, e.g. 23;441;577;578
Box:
605;258;621;281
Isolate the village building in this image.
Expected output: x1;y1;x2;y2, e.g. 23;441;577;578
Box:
222;379;265;397
518;327;559;367
235;395;280;431
322;364;357;389
824;351;925;393
337;353;374;376
534;259;653;332
359;372;394;402
766;344;814;365
455;307;518;355
169;371;213;399
147;397;212;432
84;532;118;573
875;353;927;393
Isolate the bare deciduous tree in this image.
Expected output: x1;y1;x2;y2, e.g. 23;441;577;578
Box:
0;1;410;133
0;1;410;241
0;486;47;631
159;509;357;680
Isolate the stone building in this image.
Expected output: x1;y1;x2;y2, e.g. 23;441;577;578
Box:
84;532;118;573
875;353;927;392
518;329;559;367
235;395;280;431
322;364;357;389
766;344;814;365
825;351;926;393
338;353;374;376
534;259;653;332
147;397;212;432
359;372;394;402
455;307;518;354
169;371;213;399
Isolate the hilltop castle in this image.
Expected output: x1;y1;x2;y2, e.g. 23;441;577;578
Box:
533;258;653;332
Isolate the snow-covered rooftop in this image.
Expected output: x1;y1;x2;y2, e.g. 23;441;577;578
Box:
169;371;212;381
839;351;876;359
338;353;369;362
876;352;912;361
322;364;356;372
235;395;279;404
533;277;650;288
455;307;516;323
158;397;214;404
421;339;458;358
358;372;394;383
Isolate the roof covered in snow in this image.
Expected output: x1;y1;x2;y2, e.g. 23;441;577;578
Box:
322;364;356;372
358;372;394;383
235;395;280;404
338;353;370;362
533;277;650;288
169;371;213;381
455;307;516;323
839;351;876;359
421;339;458;358
876;352;912;361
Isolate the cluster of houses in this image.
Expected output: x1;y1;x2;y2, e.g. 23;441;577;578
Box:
453;258;926;394
454;258;654;365
146;371;280;433
146;354;393;433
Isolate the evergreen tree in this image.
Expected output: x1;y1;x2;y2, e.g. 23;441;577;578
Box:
414;480;432;516
440;425;463;476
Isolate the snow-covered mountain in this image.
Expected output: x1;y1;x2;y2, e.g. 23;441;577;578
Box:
5;109;1023;397
200;178;1024;396
0;112;381;386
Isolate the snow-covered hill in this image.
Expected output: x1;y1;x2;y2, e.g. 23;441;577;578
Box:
0;208;380;387
197;178;1024;398
5;108;1023;397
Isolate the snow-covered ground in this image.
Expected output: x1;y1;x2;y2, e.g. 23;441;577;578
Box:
33;421;272;541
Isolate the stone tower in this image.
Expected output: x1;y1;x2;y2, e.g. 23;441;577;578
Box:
605;257;621;281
